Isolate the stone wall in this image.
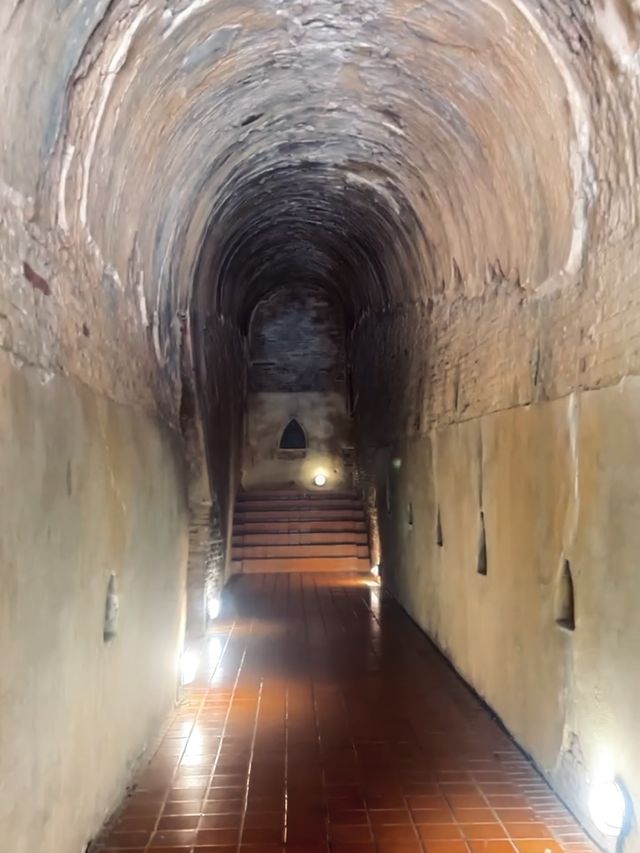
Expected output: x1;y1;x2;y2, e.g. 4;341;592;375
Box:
248;287;346;394
2;1;640;850
0;351;188;853
354;236;640;851
372;382;640;851
192;313;246;617
243;287;352;490
244;391;353;491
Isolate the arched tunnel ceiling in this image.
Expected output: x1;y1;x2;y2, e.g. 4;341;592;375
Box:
59;0;580;327
0;0;637;418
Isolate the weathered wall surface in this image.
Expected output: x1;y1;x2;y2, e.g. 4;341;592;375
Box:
243;287;352;490
244;391;352;490
248;287;346;394
190;313;246;630
372;379;640;852
352;216;640;853
2;1;640;850
0;351;188;853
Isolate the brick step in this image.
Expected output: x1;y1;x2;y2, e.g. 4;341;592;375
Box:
231;489;370;575
234;509;365;523
232;544;369;560
232;531;369;547
236;556;370;574
236;490;359;502
232;520;368;535
235;498;363;512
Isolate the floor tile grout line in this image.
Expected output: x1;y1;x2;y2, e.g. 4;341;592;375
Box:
95;572;599;853
308;573;331;851
195;621;253;846
234;649;264;851
282;572;292;847
139;618;238;853
282;683;290;846
338;669;376;850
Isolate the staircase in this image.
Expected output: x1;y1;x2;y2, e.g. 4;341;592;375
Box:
231;490;370;574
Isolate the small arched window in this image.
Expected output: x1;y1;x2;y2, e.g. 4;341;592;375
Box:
279;418;306;450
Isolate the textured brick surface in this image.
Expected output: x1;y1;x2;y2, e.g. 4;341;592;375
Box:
249;287;346;393
2;2;640;852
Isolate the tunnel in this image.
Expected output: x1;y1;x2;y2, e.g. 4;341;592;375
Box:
1;0;640;851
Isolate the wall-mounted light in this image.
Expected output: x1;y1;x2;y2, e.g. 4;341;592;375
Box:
589;777;627;837
181;648;199;686
588;752;629;838
313;472;327;487
207;596;221;620
370;564;380;578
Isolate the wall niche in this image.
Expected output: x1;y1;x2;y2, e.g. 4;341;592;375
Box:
477;511;487;575
279;418;307;452
103;573;119;642
555;558;576;632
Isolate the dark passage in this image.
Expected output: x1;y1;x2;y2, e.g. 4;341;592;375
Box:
280;421;307;451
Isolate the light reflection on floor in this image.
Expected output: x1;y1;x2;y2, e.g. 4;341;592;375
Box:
94;572;596;853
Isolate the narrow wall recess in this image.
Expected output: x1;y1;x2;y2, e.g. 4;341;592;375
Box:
477;511;487;575
436;506;443;547
556;558;576;631
103;573;119;642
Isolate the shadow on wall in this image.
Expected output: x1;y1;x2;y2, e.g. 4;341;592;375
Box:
242;286;354;491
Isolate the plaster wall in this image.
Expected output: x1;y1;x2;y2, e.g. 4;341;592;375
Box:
376;379;640;851
1;2;640;849
242;391;352;491
0;351;188;853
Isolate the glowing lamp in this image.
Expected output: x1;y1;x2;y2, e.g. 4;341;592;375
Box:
313;472;327;487
180;648;199;685
207;596;221;620
589;778;626;837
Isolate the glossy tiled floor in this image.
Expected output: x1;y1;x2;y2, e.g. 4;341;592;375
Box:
94;573;596;853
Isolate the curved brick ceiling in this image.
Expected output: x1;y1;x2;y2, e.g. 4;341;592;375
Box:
1;0;635;417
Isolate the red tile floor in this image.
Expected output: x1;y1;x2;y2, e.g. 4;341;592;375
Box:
93;573;597;853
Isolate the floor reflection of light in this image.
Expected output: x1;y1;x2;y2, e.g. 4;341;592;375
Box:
207;596;221;620
369;588;381;619
173;720;194;738
180;750;205;766
181;648;199;685
209;634;228;685
183;726;204;758
208;637;223;671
